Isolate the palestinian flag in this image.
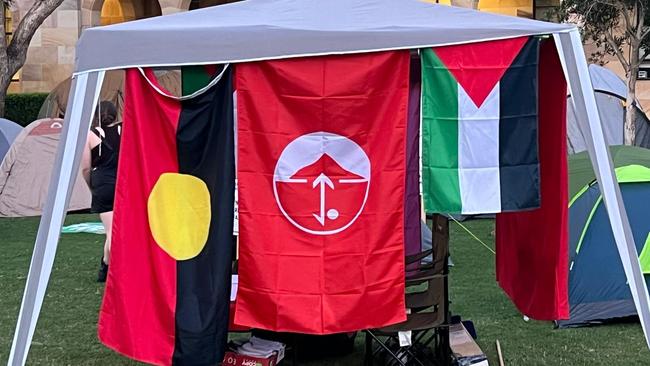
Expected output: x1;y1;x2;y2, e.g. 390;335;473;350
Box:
235;51;409;334
496;39;570;320
421;36;541;214
98;66;235;365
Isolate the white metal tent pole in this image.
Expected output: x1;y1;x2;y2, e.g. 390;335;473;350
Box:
7;70;105;366
554;30;650;349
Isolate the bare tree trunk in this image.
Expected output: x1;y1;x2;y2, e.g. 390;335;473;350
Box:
625;37;640;146
625;70;638;146
0;76;9;117
0;0;65;117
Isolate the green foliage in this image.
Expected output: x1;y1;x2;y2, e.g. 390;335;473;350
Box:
558;0;650;65
4;93;48;127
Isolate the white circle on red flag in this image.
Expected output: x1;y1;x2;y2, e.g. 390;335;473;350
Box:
273;131;371;236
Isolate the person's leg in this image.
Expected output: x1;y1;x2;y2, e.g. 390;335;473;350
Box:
98;211;113;282
99;211;113;264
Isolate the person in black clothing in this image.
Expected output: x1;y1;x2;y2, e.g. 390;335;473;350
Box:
81;101;121;282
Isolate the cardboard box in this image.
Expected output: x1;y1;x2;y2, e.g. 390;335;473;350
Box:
222;351;279;366
449;322;488;366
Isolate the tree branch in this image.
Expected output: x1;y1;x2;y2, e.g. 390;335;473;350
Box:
640;46;650;61
641;25;650;41
619;1;637;38
627;1;649;69
0;3;8;70
604;29;630;74
593;0;621;7
637;1;647;41
6;0;64;76
636;2;648;66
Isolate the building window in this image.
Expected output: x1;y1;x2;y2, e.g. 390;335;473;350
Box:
189;0;242;10
100;0;136;26
477;0;534;17
100;0;161;26
4;5;11;44
4;4;19;82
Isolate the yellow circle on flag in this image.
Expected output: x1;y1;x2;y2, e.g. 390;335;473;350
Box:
147;173;211;261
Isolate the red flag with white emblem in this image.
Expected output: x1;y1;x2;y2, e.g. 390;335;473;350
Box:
235;51;409;333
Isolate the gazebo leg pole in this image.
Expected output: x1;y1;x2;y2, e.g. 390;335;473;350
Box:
7;71;105;366
554;30;650;349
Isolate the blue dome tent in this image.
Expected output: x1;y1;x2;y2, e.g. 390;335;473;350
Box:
558;146;650;327
0;118;22;163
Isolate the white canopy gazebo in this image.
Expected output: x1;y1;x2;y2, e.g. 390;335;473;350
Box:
8;0;650;364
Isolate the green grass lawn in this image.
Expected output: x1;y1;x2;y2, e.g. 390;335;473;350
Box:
1;215;649;365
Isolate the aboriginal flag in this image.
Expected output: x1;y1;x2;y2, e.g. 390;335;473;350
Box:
98;66;235;365
235;51;409;334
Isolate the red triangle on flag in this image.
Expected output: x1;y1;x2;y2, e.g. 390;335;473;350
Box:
433;37;528;106
291;153;365;181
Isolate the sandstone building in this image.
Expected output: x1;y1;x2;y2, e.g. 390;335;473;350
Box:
4;0;233;93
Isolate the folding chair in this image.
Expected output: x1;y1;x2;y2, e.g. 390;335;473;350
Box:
364;214;451;366
364;279;446;366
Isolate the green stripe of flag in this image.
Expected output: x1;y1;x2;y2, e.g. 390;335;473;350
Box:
182;65;214;95
421;49;461;213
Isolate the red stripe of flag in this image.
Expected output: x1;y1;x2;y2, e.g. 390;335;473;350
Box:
496;39;569;320
98;69;181;365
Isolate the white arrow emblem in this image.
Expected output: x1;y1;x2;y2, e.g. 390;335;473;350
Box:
312;173;336;226
273;132;371;235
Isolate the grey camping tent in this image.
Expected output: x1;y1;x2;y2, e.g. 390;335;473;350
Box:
0;118;91;217
567;64;650;154
7;1;650;365
0;118;22;163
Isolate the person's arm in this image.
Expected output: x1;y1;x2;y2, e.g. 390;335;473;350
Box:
81;137;92;187
81;132;101;187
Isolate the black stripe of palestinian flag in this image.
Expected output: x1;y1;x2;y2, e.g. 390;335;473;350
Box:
421;36;540;214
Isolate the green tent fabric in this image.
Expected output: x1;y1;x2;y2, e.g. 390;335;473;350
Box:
573;164;650;254
571;163;650;209
614;164;650;184
559;145;650;328
569;145;650;199
640;234;650;274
